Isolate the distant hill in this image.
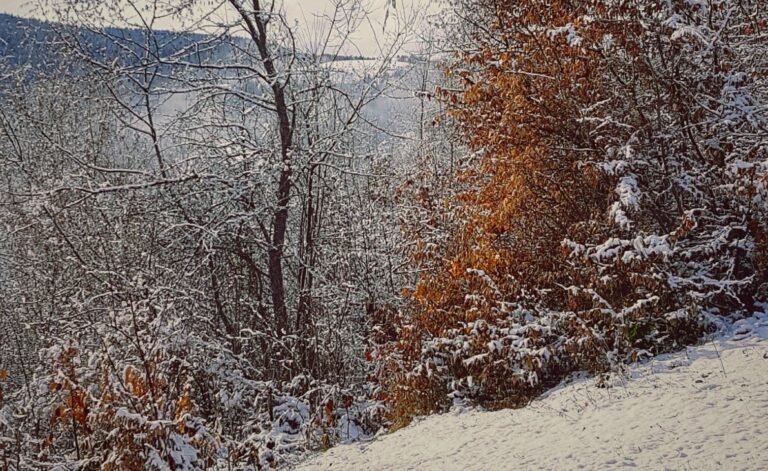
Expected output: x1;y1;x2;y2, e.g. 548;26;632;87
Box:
0;12;237;77
0;13;60;72
0;13;373;78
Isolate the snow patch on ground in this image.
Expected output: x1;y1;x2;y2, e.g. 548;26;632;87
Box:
297;311;768;470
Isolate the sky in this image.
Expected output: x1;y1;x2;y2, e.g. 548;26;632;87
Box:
0;0;431;56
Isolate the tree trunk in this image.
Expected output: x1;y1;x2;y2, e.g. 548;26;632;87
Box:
230;0;294;337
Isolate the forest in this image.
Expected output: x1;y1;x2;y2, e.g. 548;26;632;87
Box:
0;0;766;469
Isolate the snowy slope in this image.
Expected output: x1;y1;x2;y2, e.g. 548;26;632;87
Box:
297;312;768;470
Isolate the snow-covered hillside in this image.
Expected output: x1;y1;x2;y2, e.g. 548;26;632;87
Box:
297;312;768;470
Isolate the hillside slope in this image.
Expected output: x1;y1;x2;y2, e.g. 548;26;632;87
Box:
298;312;768;470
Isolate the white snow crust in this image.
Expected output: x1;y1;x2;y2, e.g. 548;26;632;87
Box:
297;312;768;470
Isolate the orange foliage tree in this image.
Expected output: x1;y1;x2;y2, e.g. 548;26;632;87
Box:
382;0;768;425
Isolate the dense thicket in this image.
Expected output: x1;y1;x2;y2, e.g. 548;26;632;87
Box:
0;1;432;468
380;0;768;425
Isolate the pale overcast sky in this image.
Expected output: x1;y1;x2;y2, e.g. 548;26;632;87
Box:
0;0;432;56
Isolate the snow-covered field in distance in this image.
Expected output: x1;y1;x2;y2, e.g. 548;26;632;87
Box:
297;311;768;470
324;58;415;75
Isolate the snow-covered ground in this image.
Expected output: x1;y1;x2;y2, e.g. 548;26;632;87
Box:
297;312;768;470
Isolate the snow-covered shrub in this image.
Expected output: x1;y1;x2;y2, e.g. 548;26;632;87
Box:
0;319;387;470
382;0;767;425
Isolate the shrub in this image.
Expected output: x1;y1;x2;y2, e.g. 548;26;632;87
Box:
381;0;768;425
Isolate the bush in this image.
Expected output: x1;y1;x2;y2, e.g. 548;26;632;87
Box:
380;0;768;425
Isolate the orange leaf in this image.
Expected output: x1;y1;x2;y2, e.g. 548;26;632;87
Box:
50;405;66;425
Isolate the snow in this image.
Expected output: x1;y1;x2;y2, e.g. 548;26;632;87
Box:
547;24;583;47
297;311;768;470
